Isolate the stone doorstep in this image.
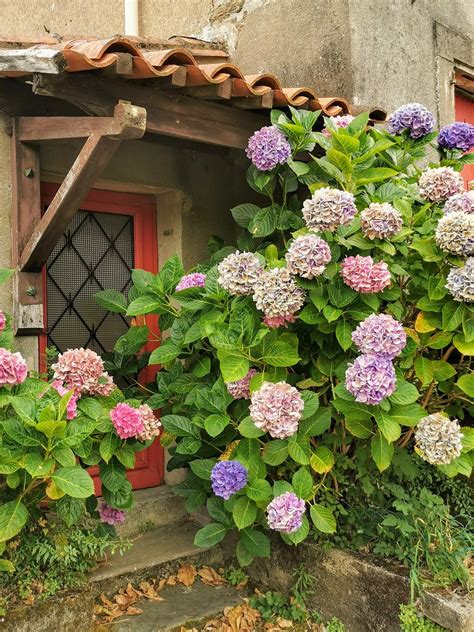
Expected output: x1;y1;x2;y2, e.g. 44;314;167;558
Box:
115;485;186;538
90;521;229;598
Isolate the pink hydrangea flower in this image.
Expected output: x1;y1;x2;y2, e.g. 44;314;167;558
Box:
249;381;304;439
322;115;354;137
263;314;297;329
418;167;464;203
51;380;79;420
138;404;162;441
226;368;258;399
0;348;27;386
443;192;474;215
341;255;391;293
0;311;5;333
175;273;206;292
360;203;403;240
52;348;115;396
98;501;126;525
285;234;332;279
302;188;357;232
266;492;305;533
110;402;144;439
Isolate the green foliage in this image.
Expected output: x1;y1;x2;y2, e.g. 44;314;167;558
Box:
0;515;129;614
96;108;474;592
399;604;446;631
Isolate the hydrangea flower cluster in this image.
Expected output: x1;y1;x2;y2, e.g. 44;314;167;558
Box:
340;255;391;293
443;191;474;215
0;349;27;386
245;125;292;171
226;368;258;399
360;203;403;240
285;234;332;279
138;404;162;441
446;258;474;302
249;381;304;439
253;267;305;328
415;413;463;465
435;211;474;256
175;272;206;292
352;314;406;358
51;348;115;396
0;310;5;333
210;460;248;500
98;501;126;526
321;115;354;137
266;492;305;533
387;103;435;138
345;353;397;404
218;251;263;296
51;380;79;420
438;122;474;152
110;402;144;439
302;187;357;232
418;167;464;203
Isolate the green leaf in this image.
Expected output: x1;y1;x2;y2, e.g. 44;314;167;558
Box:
204;414;229;437
194;523;227;548
442;302;464;331
56;496;84;527
217;349;249;382
427;331;453;349
300;390;319;419
230;203;260;228
0;500;28;542
236;539;254;567
207;498;231;526
389;381;420;405
310;503;336;534
288;437;311;465
114;326;149;354
240;528;270;557
299;407;331;436
50;467;94;498
461;427;474;452
24;453;54;478
414;357;435;386
286;514;310;545
192;356;211;378
355;167;397;185
0;268;14;285
248;206;277;237
99;460;127;493
336;320;353;351
345;417;373;439
246;478;272;501
127;293;167;316
99;433;120;464
374;410;402;442
115;444;136;469
323;305;342;323
238;416;265;438
52;446;76;467
310;446;335;473
332;132;360;154
453;333;474;356
0;559;15;573
262;440;288;465
457;374;474;397
387;404;426;426
347;112;369;135
327;148;352;173
189;459;216;480
95;289;127;314
131;269;156;290
160;415;199;437
371;432;394;472
232;496;257;530
258;332;300;367
292;467;313;499
433;360;456;382
149;341;181;365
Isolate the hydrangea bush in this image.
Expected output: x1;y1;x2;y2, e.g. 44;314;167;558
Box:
98;105;474;567
0;279;161;568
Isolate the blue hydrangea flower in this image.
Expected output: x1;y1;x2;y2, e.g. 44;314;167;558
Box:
210;460;248;500
438;122;474;152
387;103;435;139
246;126;291;171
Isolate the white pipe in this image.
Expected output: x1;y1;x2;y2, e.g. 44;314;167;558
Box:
124;0;139;36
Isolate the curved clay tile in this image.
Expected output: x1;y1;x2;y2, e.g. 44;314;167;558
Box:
61;49;118;72
232;78;273;97
143;48;196;67
313;97;352;115
244;74;282;91
61;37;140;59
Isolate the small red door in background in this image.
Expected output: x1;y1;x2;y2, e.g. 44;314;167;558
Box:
39;184;164;490
454;92;474;187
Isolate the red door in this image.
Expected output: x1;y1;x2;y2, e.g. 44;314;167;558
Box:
454;92;474;186
39;184;164;490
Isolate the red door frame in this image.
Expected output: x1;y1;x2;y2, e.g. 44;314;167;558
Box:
454;92;474;186
39;183;164;490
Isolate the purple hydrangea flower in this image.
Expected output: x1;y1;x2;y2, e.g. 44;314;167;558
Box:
438;122;474;152
226;368;258;399
387;103;435;139
175;273;206;292
302;187;357;232
443;192;474;215
285;234;332;279
418;167;464;203
266;492;305;533
246;126;291;171
98;501;126;526
360;203;403;240
249;381;304;439
352;314;407;358
446;258;474;302
345;353;396;405
210;460;248;500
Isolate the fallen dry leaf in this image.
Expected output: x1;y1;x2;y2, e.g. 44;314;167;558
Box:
177;563;197;587
114;593;133;607
166;574;177;586
139;580;165;602
125;606;143;616
277;619;293;628
156;577;167;592
198;566;226;586
99;593;114;608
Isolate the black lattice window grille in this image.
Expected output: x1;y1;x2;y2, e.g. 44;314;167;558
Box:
46;209;133;355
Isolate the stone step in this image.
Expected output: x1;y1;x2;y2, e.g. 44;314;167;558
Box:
115;486;186;537
110;581;244;632
90;521;227;597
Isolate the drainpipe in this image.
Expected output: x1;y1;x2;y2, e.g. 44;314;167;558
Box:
124;0;139;36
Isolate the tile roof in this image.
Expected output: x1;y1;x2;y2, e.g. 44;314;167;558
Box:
0;36;386;120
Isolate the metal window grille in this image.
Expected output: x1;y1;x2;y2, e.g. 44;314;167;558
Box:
46;209;133;354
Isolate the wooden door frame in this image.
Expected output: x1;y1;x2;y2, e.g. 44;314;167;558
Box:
39;182;164;490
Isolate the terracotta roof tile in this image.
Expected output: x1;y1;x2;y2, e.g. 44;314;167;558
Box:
0;35;386;120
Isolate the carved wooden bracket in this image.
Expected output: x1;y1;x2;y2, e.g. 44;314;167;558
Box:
11;101;146;334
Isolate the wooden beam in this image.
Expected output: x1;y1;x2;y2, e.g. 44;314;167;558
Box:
0;47;66;74
182;79;232;100
17;100;147;142
33;74;267;149
20;134;121;271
